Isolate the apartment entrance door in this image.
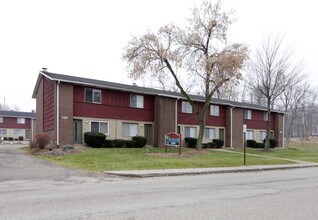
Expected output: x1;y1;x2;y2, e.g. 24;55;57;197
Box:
144;124;153;145
73;119;83;144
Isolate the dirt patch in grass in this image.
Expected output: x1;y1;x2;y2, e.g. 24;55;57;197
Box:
29;145;86;156
146;149;211;158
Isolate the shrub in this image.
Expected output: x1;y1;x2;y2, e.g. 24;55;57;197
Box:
132;136;147;148
255;143;265;148
246;140;256;148
113;139;126;148
62;145;75;152
212;139;224;148
125;140;136;148
34;133;51;149
8;137;14;141
103;140;114;148
204;142;217;148
18;136;24;141
184;137;197;148
263;138;278;148
84;132;106;148
3;137;7;141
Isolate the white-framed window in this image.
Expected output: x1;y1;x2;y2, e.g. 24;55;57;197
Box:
210;105;220;116
0;117;3;123
13;129;22;135
182;101;192;113
185;126;197;138
259;131;267;142
130;94;144;108
90;121;109;135
0;129;6;135
204;128;215;139
246;130;254;140
85;88;101;104
244;109;252;120
123;122;138;136
264;112;269;121
17;118;25;124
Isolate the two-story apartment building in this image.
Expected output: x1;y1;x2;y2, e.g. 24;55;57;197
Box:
32;69;284;148
0;110;36;141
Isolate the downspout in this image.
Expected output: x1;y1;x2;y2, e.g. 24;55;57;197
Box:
175;98;180;132
282;113;285;148
230;106;235;148
56;81;60;148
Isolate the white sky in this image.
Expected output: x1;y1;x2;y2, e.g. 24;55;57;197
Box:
0;0;317;111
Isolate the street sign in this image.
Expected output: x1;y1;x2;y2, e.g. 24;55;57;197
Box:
164;132;182;155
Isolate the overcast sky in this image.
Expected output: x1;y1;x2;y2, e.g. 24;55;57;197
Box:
0;0;317;112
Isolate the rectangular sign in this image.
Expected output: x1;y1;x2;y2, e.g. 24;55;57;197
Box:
165;132;181;146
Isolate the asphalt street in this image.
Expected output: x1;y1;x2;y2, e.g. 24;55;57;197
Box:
1;144;318;220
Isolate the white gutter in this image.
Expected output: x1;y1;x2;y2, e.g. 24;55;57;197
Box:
175;98;180;132
56;81;60;147
230;106;235;148
283;114;285;148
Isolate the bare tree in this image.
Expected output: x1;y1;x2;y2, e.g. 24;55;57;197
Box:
123;1;248;149
246;36;304;151
280;82;309;147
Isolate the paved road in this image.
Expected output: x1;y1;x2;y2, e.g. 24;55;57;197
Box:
1;144;318;220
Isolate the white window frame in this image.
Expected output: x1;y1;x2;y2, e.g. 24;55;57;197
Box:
204;128;215;139
0;117;3;123
210;105;220;116
85;88;101;104
122;122;139;137
185;126;197;138
244;109;252;120
259;131;267;142
13;129;22;135
130;94;144;108
90;121;109;135
246;130;254;140
17;118;25;124
182;101;192;113
0;129;6;135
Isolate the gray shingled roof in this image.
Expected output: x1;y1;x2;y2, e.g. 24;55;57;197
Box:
0;110;35;118
33;70;284;113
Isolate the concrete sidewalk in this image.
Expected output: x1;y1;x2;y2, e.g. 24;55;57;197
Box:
105;163;318;178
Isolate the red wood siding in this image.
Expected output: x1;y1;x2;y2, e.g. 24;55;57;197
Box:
43;77;55;131
0;117;31;129
244;110;275;130
177;101;226;127
73;85;154;121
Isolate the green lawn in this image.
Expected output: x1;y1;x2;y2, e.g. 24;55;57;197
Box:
36;147;292;172
230;143;318;163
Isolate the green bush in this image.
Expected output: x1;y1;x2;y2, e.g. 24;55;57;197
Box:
246;140;256;148
263;138;278;148
255;142;265;148
3;137;7;141
184;137;197;148
8;137;14;141
132;136;147;148
204;142;217;148
125;140;136;148
113;139;126;148
18;136;24;141
84;132;106;148
103;140;114;148
212;139;224;148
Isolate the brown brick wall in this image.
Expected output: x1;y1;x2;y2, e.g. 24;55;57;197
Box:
274;113;284;147
154;96;176;148
35;77;44;135
58;82;74;146
225;106;244;148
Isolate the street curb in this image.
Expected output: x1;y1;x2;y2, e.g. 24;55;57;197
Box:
105;164;318;178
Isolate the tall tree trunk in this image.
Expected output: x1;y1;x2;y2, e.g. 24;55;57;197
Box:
264;99;271;151
196;118;205;150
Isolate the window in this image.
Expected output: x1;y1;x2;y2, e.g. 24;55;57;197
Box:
85;88;101;103
259;131;267;142
17;118;25;124
123;123;138;136
182;101;192;113
210;105;220;116
13;129;22;135
130;94;144;108
264;112;269;121
185;127;196;138
204;128;215;139
246;130;254;140
90;121;109;135
0;117;3;123
0;129;6;135
244;109;252;120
